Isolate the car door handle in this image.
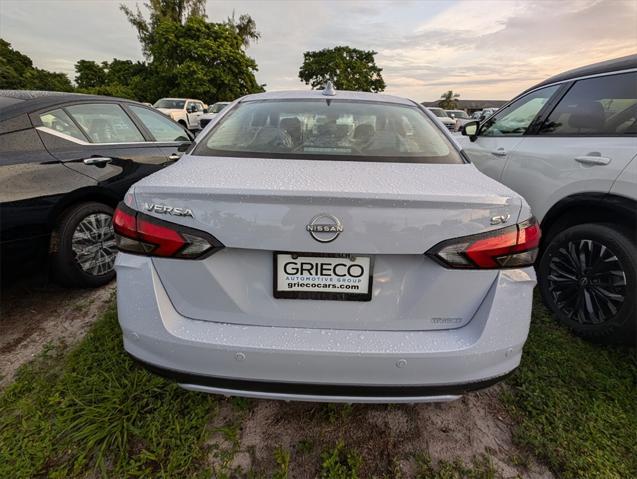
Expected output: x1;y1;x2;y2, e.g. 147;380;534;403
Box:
83;157;112;166
168;153;181;161
575;155;611;166
491;148;507;157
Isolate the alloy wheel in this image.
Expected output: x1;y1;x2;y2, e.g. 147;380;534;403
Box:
547;239;627;325
71;213;117;276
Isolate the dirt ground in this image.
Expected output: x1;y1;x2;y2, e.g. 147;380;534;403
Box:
209;389;554;478
0;272;115;388
1;272;553;478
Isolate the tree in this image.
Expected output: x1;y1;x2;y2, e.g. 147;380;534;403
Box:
225;11;261;48
75;60;107;89
438;90;460;110
25;68;74;92
0;39;32;89
74;59;150;100
148;16;263;101
105;59;147;86
120;0;206;59
118;1;263;103
298;46;385;92
0;39;73;92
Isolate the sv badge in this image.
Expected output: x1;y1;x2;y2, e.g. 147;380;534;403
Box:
490;214;510;225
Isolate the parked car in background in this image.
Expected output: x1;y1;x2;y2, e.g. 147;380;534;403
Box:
426;107;456;131
458;54;636;343
199;101;231;129
445;109;470;131
0;90;192;287
474;108;499;121
115;87;539;402
154;98;206;130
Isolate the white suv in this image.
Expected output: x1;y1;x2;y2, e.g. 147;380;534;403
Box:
458;54;636;343
153;98;206;130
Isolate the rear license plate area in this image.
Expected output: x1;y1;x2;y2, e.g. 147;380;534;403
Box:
274;252;373;301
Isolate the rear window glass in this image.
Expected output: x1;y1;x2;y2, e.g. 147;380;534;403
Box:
154;99;185;109
66;103;144;143
539;72;637;136
193;100;462;164
39;109;87;141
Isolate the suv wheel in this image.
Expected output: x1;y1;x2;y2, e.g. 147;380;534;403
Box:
51;202;117;288
538;223;636;344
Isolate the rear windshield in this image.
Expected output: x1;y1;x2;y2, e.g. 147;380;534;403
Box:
154;99;185;109
447;110;468;119
209;102;229;113
193;99;462;163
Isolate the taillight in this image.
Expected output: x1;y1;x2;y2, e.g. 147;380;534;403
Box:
427;217;541;269
113;202;223;259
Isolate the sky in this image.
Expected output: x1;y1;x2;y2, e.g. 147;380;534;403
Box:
1;0;635;101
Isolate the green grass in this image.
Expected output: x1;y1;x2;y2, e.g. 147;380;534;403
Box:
414;453;496;479
1;295;635;478
0;302;217;478
319;441;362;479
272;446;291;479
504;295;637;479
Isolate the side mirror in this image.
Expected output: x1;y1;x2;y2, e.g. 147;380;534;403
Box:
461;121;479;142
177;141;191;152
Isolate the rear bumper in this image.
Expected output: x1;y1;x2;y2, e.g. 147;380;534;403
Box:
131;355;512;403
116;253;535;403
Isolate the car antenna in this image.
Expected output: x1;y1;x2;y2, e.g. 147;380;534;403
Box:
322;80;336;97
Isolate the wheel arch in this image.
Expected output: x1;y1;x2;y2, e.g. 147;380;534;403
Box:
540;193;637;248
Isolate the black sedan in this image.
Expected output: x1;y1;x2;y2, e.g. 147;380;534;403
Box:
0;90;192;287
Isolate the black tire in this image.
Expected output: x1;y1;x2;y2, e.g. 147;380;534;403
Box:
51;202;116;288
538;223;636;345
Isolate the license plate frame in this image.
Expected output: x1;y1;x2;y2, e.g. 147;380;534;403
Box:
273;252;373;301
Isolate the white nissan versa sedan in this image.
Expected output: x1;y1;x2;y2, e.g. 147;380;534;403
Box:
114;86;540;403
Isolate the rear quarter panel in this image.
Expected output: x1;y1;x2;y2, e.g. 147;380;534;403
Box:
610;154;637;201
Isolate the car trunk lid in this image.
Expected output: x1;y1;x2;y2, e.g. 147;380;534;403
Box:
133;155;522;331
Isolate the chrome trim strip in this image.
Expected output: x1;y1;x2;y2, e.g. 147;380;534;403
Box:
179;384;461;403
36;126;184;147
509;68;637;108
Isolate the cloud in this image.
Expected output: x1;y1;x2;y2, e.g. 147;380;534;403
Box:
0;0;634;101
376;0;637;99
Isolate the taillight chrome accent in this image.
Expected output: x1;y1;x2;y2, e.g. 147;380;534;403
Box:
113;202;223;259
427;217;541;269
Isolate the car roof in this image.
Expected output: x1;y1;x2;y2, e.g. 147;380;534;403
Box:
523;54;637;94
0;89;140;119
240;89;414;106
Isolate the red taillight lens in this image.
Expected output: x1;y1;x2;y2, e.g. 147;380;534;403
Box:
113;206;137;238
137;218;185;257
428;217;541;269
113;202;223;259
